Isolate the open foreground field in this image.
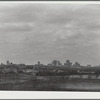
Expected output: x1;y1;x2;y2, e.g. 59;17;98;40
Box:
0;73;100;91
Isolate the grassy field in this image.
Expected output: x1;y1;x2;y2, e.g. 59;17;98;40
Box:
0;73;100;91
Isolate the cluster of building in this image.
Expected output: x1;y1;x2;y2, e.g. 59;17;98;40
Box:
0;60;97;76
0;60;92;68
47;60;81;67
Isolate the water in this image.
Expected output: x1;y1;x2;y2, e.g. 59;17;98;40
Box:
0;74;100;91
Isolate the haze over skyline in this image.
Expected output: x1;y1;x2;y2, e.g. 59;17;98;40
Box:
0;2;100;66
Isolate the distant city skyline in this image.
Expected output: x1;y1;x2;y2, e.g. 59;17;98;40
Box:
0;59;98;67
0;3;100;66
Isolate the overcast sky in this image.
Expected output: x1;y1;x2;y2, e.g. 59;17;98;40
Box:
0;3;100;65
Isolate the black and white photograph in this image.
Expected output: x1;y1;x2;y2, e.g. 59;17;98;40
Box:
0;1;100;92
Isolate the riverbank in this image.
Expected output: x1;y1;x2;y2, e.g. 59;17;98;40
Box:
0;73;100;91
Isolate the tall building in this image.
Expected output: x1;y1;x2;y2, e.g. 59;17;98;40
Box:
6;61;12;66
52;60;58;66
87;64;91;67
37;61;40;65
64;60;72;67
7;61;10;65
57;61;62;66
52;60;62;66
73;62;80;67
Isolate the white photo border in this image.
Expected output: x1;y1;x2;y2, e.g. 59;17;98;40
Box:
0;1;100;99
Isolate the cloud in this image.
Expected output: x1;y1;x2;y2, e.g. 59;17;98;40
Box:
0;22;34;32
0;3;99;65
